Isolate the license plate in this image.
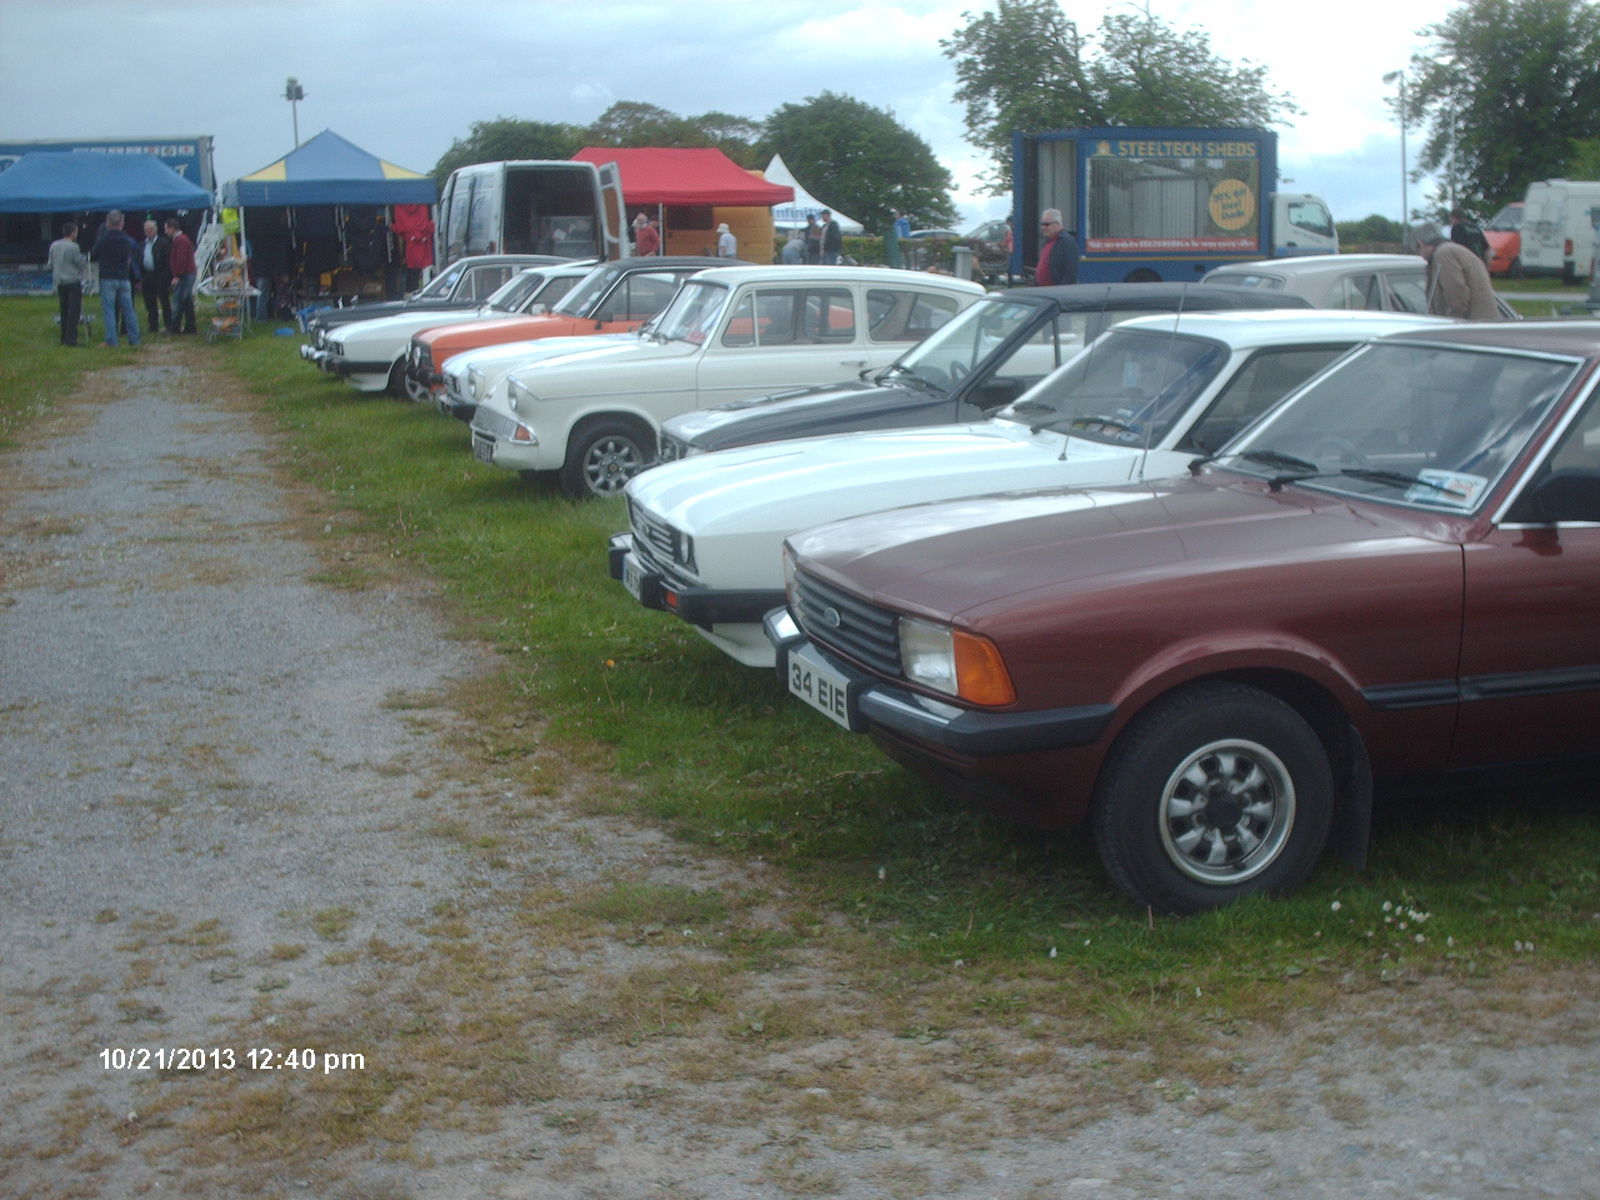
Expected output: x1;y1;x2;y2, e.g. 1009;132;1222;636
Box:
621;553;646;601
472;436;494;464
787;642;857;731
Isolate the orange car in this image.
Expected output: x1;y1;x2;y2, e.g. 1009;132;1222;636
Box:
1484;201;1524;276
407;256;739;403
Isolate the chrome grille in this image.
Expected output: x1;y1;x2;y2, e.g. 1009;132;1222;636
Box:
471;407;520;441
658;435;688;462
411;343;432;370
628;499;685;566
795;569;900;677
445;371;465;401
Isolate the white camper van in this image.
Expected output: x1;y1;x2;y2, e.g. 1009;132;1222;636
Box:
437;160;629;269
1520;179;1600;283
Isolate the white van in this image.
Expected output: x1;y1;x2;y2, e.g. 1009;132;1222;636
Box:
1520;179;1600;283
437;160;628;269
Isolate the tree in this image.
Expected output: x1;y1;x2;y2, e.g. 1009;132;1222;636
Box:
586;102;763;167
1336;214;1407;246
763;92;956;232
1405;0;1600;211
943;0;1299;192
432;118;586;182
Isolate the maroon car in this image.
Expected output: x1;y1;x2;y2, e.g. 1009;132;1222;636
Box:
767;323;1600;913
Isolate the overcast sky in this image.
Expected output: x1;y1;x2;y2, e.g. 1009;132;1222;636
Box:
0;0;1465;228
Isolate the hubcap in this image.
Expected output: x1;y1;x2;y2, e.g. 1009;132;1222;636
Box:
583;436;643;495
1157;738;1295;885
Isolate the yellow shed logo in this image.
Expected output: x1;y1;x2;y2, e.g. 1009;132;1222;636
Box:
1209;179;1256;231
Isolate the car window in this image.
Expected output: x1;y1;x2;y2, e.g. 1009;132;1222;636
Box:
657;280;731;344
1229;344;1578;510
1287;201;1334;239
889;298;1041;395
1486;204;1523;232
1179;345;1351;454
594;271;684;322
466;265;512;301
1326;274;1382;310
721;290;796;346
529;273;580;309
866;289;961;342
966;316;1066;409
553;264;624;316
997;329;1229;447
1385;273;1429;313
1205;272;1285;291
419;262;465;299
487;271;547;312
803;290;855;341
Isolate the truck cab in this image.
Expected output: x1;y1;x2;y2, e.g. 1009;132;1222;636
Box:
437;160;628;269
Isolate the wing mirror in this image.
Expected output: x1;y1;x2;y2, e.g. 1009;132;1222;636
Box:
1507;469;1600;524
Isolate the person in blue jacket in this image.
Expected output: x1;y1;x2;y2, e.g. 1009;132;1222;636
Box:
90;211;141;347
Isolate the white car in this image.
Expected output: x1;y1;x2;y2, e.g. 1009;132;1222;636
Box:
468;266;987;498
312;263;595;398
610;310;1451;667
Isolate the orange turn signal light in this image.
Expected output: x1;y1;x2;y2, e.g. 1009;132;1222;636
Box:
663;590;678;610
952;630;1016;707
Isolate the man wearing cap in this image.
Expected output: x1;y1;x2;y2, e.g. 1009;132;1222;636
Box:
1412;222;1497;320
1035;209;1079;286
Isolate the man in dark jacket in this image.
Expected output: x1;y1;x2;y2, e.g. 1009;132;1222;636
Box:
1448;208;1492;267
166;218;198;334
1035;209;1080;286
820;210;843;264
138;219;172;334
90;210;141;347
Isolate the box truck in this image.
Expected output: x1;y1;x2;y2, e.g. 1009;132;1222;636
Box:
436;159;628;269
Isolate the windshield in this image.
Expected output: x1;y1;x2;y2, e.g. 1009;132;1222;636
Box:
486;270;548;312
1223;343;1578;510
654;281;731;344
997;328;1229;447
1485;204;1523;232
892;300;1042;395
417;262;465;299
552;264;624;316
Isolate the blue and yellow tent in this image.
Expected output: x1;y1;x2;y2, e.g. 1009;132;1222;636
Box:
219;130;435;207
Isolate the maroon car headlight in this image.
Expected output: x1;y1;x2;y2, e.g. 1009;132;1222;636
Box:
899;617;1016;707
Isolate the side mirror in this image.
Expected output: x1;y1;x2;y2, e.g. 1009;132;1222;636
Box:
1507;469;1600;524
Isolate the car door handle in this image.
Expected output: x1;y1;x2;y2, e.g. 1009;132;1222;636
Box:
840;359;868;367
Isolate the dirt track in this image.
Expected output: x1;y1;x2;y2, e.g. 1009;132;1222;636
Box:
2;346;1598;1199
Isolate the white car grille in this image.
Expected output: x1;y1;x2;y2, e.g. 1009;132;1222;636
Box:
657;434;689;462
628;499;692;571
471;407;520;442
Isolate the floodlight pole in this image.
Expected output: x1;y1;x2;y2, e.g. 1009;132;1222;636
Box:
284;77;305;148
1383;70;1407;228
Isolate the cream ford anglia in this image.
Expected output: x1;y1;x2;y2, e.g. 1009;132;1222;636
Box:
466;266;986;498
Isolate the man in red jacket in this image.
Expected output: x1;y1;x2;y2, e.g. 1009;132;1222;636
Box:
166;219;197;334
1035;209;1080;286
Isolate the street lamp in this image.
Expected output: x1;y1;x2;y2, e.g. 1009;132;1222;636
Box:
1382;69;1407;231
284;77;306;148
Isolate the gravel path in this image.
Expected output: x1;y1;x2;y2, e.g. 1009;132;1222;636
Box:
2;349;1597;1199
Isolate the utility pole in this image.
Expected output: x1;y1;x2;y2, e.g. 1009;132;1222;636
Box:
284;77;305;148
1383;70;1407;228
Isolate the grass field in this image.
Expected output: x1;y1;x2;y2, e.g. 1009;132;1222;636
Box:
192;321;1600;1009
0;296;106;447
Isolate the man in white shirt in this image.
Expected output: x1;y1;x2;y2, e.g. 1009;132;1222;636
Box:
716;222;737;258
48;222;86;346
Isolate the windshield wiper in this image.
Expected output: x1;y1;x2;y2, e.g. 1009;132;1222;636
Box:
1008;399;1055;414
1239;448;1319;474
1338;468;1471;498
1029;412;1141;437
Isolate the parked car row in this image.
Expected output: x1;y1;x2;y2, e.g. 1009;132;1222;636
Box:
298;254;1597;916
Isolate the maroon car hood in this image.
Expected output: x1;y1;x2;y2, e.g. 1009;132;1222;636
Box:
793;475;1460;624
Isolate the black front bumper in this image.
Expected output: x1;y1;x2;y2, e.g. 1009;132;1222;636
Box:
608;533;784;627
762;606;1116;757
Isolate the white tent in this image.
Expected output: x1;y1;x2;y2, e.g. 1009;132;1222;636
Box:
765;154;865;234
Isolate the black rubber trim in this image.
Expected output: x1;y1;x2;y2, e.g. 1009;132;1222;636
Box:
671;587;787;628
859;687;1116;756
1461;664;1600;700
327;358;393;377
1361;680;1460;710
606;533;630;580
1363;663;1600;710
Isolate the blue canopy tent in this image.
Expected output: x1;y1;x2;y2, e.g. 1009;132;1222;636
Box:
0;151;212;212
219;130;435;207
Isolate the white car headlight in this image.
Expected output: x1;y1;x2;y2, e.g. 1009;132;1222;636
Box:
507;378;536;411
899;618;958;696
468;366;485;400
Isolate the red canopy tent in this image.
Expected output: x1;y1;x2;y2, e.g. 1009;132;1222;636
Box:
571;147;793;207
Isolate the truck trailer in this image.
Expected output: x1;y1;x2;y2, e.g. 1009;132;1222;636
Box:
1012;127;1337;284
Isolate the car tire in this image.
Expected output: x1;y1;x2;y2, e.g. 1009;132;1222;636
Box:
402;371;431;404
1508;256;1523;279
385;358;408;399
1561;263;1577;287
1123;268;1162;284
1089;681;1333;915
559;417;655;500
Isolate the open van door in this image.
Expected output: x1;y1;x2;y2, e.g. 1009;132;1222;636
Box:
596;161;630;260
